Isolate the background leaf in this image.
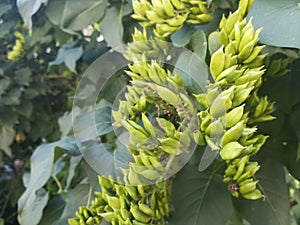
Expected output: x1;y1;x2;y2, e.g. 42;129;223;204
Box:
0;125;15;156
49;44;83;73
248;0;300;49
171;164;233;225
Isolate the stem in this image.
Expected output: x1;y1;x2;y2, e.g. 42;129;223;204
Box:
86;185;93;206
52;175;63;194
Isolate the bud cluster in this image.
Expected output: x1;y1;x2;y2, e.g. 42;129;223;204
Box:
194;0;275;200
7;31;27;61
69;177;170;225
70;58;199;225
131;0;213;39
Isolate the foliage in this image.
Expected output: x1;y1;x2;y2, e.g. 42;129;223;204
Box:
0;0;299;224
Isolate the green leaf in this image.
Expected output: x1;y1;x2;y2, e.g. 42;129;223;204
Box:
0;79;10;97
17;101;33;118
14;67;32;86
16;0;48;32
189;29;207;61
248;0;300;49
171;24;195;47
173;50;208;94
99;7;125;53
1;88;21;106
172;165;233;225
49;44;83;73
233;159;290;225
46;0;108;34
54;184;92;225
0;125;15;156
0;218;4;225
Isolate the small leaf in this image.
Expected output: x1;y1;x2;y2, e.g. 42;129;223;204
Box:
16;101;33;118
172;164;233;225
171;24;195;47
95;105;113;136
0;79;10;97
0;125;15;156
17;0;48;33
49;44;83;73
173;50;208;94
58;111;73;137
189;29;207;61
99;7;125;53
14;67;32;86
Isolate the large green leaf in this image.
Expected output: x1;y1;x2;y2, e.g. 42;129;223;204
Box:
233;159;290;225
248;0;300;49
99;7;125;53
46;0;108;34
172;164;233;225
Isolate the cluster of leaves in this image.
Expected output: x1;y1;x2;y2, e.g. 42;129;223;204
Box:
0;0;299;225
